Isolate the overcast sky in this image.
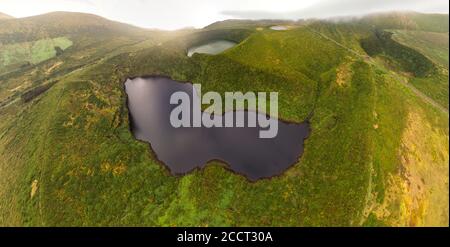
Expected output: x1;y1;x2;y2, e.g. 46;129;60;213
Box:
0;0;448;30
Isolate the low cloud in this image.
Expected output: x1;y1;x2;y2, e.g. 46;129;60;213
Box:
221;0;449;20
1;0;448;30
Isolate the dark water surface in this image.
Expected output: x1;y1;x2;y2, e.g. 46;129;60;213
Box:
125;76;310;180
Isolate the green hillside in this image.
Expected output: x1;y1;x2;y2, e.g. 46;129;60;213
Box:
0;12;14;20
0;12;448;226
391;30;449;68
391;29;450;110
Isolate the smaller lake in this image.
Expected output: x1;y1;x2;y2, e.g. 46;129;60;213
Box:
125;76;310;181
187;40;237;57
270;26;288;31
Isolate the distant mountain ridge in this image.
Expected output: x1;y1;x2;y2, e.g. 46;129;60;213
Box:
0;12;14;20
0;11;147;44
206;11;449;33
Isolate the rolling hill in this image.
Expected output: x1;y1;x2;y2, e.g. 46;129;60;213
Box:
0;12;14;20
0;11;448;226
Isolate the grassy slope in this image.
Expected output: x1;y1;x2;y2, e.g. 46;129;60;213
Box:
0;13;448;226
389;30;449;110
360;12;449;33
391;30;449;68
0;12;166;109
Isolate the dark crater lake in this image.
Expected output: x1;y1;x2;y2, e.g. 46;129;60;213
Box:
124;76;310;181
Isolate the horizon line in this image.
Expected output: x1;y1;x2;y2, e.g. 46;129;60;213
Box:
1;9;449;31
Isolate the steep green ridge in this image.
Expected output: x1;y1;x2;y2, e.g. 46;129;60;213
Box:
391;30;449;68
360;12;449;33
0;12;448;226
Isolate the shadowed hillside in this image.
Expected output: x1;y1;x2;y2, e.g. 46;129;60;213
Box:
0;11;148;44
358;11;449;33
